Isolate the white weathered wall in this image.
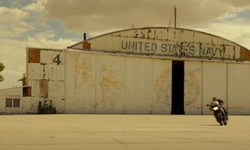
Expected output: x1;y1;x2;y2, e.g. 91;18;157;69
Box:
202;62;227;115
184;61;202;115
124;57;152;113
26;49;65;113
96;55;125;113
64;51;96;113
65;50;172;114
228;63;250;115
151;59;172;114
64;49;250;115
0;87;22;114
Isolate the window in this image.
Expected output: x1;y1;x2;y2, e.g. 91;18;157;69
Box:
6;98;12;107
23;86;31;97
5;98;21;108
13;98;20;107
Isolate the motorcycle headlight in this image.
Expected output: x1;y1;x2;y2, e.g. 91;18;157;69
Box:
213;107;219;111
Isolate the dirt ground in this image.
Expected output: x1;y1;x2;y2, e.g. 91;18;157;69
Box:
0;114;249;150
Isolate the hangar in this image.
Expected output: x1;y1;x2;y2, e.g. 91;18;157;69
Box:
1;27;250;115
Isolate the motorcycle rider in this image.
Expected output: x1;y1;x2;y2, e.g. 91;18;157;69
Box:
208;97;228;120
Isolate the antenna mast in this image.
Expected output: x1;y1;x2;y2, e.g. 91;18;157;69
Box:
174;5;177;28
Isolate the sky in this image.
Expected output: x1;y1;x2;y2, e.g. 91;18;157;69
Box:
0;0;250;89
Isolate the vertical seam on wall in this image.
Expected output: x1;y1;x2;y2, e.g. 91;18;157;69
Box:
63;50;66;113
94;54;97;114
123;57;126;114
201;61;204;115
150;59;153;114
226;63;228;112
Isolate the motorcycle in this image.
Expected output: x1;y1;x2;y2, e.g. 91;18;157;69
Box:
207;101;228;126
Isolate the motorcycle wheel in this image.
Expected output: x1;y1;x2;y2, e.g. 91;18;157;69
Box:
215;111;224;126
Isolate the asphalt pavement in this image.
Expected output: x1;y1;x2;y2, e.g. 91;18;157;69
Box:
0;114;249;150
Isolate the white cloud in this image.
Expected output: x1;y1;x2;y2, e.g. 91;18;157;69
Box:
43;0;248;33
0;38;26;89
0;7;31;38
23;0;47;12
192;17;250;49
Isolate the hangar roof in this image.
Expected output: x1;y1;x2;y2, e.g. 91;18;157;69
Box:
69;27;250;61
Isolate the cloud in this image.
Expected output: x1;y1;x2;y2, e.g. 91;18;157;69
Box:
192;16;250;49
43;0;250;49
43;0;250;33
23;0;47;12
0;7;31;38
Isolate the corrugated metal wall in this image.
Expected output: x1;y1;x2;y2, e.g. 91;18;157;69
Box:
228;64;250;114
184;61;202;115
64;49;250;115
65;50;172;114
202;62;227;115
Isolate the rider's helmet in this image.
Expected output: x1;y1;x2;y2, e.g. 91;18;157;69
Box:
210;100;219;107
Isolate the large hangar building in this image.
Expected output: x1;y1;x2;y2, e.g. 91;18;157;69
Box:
1;27;250;115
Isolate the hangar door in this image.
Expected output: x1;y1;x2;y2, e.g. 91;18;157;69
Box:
171;61;185;114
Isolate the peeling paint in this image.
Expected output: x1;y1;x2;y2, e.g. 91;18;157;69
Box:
39;79;48;98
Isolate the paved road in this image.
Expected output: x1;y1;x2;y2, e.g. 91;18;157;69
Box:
0;115;249;150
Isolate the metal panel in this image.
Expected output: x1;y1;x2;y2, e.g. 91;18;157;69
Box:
184;61;202;114
124;57;152;113
26;49;65;113
31;80;39;97
151;59;172;114
48;81;65;113
48;64;64;81
39;79;48;98
27;63;40;81
95;55;125;113
40;63;49;79
40;50;64;64
64;51;96;113
27;49;40;63
228;64;250;114
202;62;227;115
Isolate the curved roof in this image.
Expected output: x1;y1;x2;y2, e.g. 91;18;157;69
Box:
69;27;250;61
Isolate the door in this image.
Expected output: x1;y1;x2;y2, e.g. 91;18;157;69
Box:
171;61;185;114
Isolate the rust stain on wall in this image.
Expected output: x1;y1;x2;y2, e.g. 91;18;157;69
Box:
99;65;122;111
184;71;200;106
154;70;171;105
28;49;40;63
39;79;48;98
74;56;94;92
83;42;91;49
240;47;250;61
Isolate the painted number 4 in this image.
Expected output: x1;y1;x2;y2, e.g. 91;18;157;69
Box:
53;54;61;65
